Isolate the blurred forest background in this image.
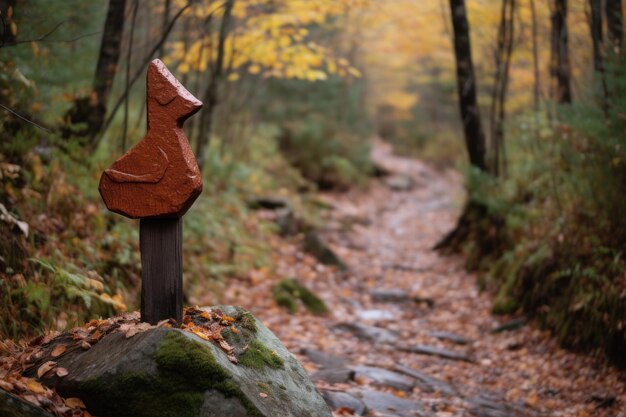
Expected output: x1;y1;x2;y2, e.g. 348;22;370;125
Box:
1;0;625;367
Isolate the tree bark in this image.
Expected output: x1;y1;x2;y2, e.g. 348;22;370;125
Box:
449;0;487;171
489;0;515;177
529;0;541;113
122;0;139;153
65;0;127;141
588;0;609;114
550;0;572;104
91;0;127;136
195;0;235;172
0;0;17;46
159;0;171;57
605;0;623;52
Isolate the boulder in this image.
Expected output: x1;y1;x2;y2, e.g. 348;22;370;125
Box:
35;306;331;417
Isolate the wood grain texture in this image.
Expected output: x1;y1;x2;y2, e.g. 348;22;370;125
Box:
99;59;203;219
140;218;182;324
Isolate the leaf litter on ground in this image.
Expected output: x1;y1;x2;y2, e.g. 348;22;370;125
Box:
0;306;248;416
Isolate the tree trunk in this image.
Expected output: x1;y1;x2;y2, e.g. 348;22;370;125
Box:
489;0;515;177
65;0;127;141
550;0;572;104
588;0;609;114
0;0;17;46
605;0;623;52
195;0;235;172
435;0;489;252
159;0;171;57
91;0;127;135
529;0;541;113
449;0;487;171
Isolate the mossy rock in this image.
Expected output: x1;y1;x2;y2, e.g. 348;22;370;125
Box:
35;306;331;417
272;279;329;316
303;232;346;269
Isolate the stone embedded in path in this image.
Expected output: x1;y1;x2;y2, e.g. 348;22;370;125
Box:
370;289;412;303
356;309;396;322
358;389;434;417
335;322;399;344
322;391;366;416
311;368;355;384
428;331;473;346
300;348;349;369
31;306;331;417
370;289;435;307
351;365;415;392
393;365;459;397
0;389;54;417
400;344;475;363
247;196;291;210
385;175;416;192
303;231;346;269
468;394;536;417
492;318;526;333
247;196;300;236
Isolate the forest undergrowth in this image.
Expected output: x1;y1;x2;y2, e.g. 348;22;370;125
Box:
0;123;370;340
448;56;626;368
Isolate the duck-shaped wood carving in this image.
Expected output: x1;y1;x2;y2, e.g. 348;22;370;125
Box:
99;59;203;219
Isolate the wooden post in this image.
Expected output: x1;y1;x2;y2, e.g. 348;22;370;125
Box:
98;59;203;324
140;218;183;324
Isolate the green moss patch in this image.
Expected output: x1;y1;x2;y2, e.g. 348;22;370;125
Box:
239;340;284;370
79;331;264;417
234;307;258;334
272;279;328;316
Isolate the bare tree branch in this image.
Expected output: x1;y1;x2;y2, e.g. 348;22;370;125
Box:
0;103;52;132
94;1;194;147
0;21;97;48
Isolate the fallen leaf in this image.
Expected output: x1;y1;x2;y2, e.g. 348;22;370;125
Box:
90;330;102;342
56;367;68;377
336;407;356;416
65;397;86;409
125;328;139;338
192;329;211;341
80;341;91;350
51;344;67;358
200;311;211;320
37;361;56;378
259;392;268;398
24;379;46;394
0;379;14;392
22;394;41;406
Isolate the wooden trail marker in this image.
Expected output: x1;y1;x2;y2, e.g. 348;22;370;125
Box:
99;59;203;324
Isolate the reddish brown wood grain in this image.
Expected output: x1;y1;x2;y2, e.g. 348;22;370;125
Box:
99;59;203;219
